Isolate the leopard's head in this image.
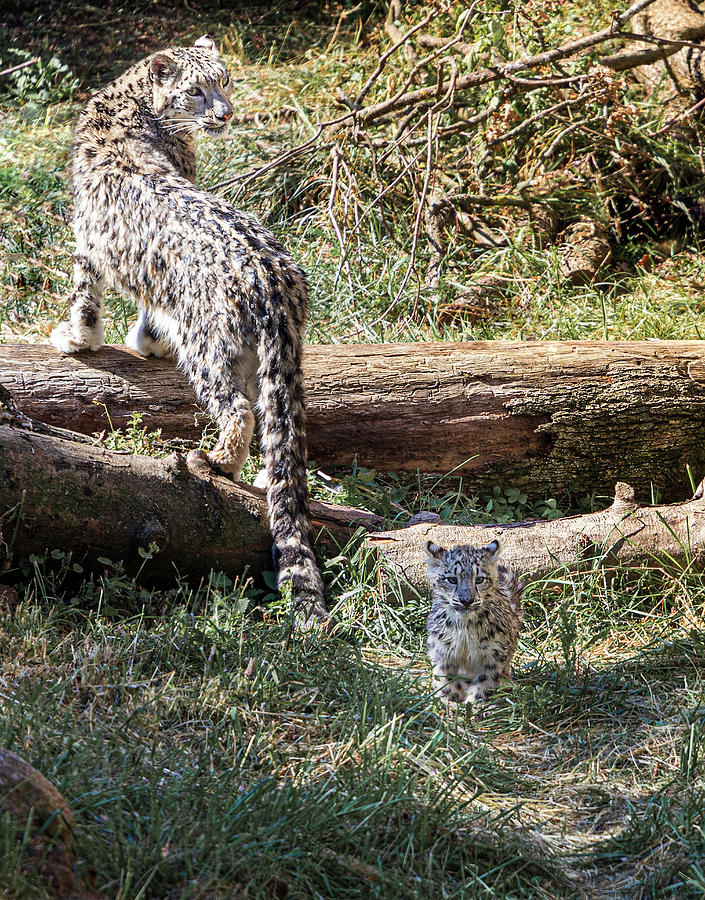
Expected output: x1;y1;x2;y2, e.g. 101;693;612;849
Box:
148;36;233;138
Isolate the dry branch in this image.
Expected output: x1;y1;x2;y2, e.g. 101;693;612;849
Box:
0;421;380;584
369;482;705;592
0;57;39;79
354;0;658;126
3;341;705;502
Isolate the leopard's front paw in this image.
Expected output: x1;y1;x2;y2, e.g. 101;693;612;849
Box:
50;321;103;354
439;680;469;703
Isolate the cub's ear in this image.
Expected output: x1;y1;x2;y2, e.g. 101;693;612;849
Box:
194;35;219;55
483;539;502;562
149;53;180;85
424;541;446;563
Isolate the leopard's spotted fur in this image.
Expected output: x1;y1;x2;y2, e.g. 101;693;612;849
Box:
50;37;326;623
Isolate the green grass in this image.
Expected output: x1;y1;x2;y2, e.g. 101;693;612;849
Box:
3;0;705;897
3;555;705;896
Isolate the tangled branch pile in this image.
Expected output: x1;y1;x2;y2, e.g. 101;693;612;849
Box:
212;0;705;330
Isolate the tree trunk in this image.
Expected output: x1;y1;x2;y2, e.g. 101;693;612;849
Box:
368;482;705;592
3;340;705;501
0;423;381;585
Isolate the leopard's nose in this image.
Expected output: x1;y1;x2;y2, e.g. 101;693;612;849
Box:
223;110;232;121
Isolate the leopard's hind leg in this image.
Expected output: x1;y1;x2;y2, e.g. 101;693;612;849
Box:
125;309;172;358
187;343;258;481
208;396;256;479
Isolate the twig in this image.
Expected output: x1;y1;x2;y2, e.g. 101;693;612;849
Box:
619;30;705;53
209;126;338;192
541;119;594;159
503;72;589;87
383;0;421;73
0;57;39;79
355;5;436;109
327;146;354;296
360;110;437;332
651;95;705;137
349;146;427;234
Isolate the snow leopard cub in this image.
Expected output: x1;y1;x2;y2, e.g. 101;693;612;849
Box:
425;540;523;704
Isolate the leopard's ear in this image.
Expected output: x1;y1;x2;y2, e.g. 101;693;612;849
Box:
482;539;502;562
149;53;180;85
194;35;219;55
424;541;446;563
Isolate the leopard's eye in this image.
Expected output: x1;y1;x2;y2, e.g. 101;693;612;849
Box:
221;73;231;88
475;575;486;584
446;576;458;585
186;86;204;97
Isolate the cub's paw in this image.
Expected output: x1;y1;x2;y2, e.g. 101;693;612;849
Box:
125;320;171;358
464;684;488;705
294;598;331;631
50;321;103;354
439;680;468;703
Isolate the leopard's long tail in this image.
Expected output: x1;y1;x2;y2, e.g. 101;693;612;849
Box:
256;305;326;625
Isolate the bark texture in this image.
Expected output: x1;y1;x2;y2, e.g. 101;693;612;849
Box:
3;341;705;501
369;482;705;592
0;424;380;585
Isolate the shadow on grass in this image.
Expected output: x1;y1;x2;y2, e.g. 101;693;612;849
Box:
0;0;354;88
0;628;569;899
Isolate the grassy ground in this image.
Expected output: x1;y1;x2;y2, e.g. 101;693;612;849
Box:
3;1;705;897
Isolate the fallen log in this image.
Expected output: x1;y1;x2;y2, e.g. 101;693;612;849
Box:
3;340;705;501
368;482;705;592
0;422;381;585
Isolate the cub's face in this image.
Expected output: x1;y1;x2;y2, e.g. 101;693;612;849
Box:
424;540;501;612
149;38;234;138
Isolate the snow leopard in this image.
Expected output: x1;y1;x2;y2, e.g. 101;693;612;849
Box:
425;539;523;703
50;36;326;624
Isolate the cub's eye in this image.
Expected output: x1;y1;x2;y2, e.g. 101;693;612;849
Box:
446;576;458;585
221;73;231;88
475;576;486;584
186;86;204;97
